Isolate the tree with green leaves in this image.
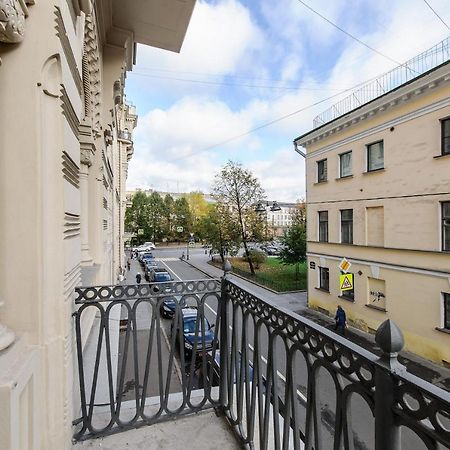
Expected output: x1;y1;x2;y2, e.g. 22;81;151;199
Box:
125;191;151;244
147;192;165;242
279;222;306;279
200;203;241;261
174;197;192;241
162;194;175;240
212;161;265;275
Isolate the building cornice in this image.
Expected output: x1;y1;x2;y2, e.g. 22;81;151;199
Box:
295;62;450;150
304;94;450;159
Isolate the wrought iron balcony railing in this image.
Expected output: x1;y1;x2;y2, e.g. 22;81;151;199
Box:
72;269;450;449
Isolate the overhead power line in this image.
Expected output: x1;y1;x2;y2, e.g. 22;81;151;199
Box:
295;0;409;69
421;0;450;31
131;71;355;92
170;71;390;163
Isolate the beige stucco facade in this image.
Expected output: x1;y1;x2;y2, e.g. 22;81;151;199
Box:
0;1;195;449
295;61;450;365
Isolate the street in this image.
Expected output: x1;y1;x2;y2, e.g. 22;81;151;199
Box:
117;247;422;450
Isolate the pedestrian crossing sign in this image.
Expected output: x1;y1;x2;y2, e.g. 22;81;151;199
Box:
339;273;353;291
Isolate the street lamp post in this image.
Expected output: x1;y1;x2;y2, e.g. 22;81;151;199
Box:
255;201;281;241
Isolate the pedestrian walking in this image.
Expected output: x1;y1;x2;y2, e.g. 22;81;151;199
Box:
136;272;142;284
334;305;347;335
127;258;131;271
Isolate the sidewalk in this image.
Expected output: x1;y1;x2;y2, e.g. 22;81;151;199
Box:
185;254;450;392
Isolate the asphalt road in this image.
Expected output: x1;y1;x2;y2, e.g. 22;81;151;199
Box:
119;248;420;449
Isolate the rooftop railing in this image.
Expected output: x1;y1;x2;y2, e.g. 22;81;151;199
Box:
313;36;450;128
73;268;450;449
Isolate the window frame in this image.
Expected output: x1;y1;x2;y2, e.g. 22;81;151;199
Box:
444;293;450;330
319;267;329;292
441;118;450;156
442;201;450;252
318;211;328;242
317;159;328;183
340;209;353;244
339;151;352;178
367;140;384;172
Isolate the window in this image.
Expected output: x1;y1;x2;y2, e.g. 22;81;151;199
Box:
339;151;352;177
443;202;450;251
317;159;327;182
340;271;354;301
442;118;450;155
444;293;450;330
341;209;353;244
319;267;329;291
367;141;384;171
318;211;328;242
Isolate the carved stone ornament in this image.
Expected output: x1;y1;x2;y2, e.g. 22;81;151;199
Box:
0;0;34;44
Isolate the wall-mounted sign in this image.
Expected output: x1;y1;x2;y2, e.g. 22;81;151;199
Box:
339;257;351;273
309;262;316;269
339;273;353;291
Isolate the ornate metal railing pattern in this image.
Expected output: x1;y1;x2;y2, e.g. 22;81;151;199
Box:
220;274;450;449
73;280;222;440
313;36;450;128
73;274;450;448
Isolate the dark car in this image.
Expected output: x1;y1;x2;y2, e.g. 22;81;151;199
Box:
194;350;255;388
144;259;158;280
171;308;215;355
148;268;173;283
160;296;187;319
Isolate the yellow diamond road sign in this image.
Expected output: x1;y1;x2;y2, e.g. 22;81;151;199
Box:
339;257;351;273
340;274;353;291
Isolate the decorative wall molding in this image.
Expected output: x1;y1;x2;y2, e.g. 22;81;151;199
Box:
79;119;95;166
64;212;80;239
0;0;34;45
60;85;80;139
62;151;80;189
54;6;82;95
82;11;101;130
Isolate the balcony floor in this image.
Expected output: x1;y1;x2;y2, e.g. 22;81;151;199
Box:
73;409;241;450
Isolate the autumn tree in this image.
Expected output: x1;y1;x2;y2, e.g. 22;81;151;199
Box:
200;203;240;261
212;161;265;275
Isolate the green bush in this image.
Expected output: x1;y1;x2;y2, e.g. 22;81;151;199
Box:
243;250;267;269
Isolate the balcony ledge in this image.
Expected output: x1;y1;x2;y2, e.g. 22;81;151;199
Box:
73;409;240;450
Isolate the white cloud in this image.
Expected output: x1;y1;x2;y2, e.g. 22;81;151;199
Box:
126;0;450;202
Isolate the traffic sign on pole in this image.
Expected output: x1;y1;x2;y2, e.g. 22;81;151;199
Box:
339;273;353;291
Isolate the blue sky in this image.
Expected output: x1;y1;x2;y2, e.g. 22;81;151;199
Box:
125;0;450;201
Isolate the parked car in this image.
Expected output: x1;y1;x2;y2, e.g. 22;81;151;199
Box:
143;260;158;280
160;296;187;319
171;308;215;355
141;242;156;250
148;268;173;283
140;252;154;264
194;350;255;388
264;246;280;256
